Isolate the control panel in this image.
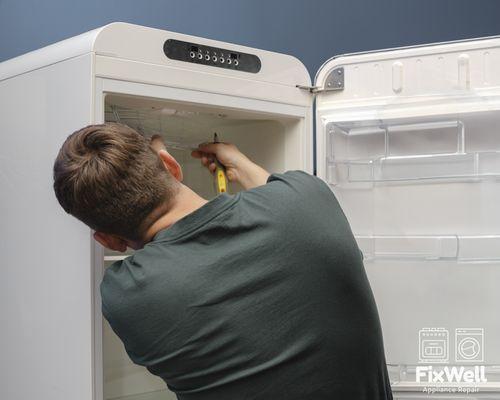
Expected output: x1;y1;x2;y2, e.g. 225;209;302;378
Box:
163;39;261;73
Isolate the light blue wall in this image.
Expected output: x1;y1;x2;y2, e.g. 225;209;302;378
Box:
1;0;500;78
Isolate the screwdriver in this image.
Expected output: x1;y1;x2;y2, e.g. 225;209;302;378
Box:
213;133;228;194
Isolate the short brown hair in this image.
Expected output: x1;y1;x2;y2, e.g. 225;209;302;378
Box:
53;123;178;240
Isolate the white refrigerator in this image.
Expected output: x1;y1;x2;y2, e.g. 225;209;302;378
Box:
1;22;499;400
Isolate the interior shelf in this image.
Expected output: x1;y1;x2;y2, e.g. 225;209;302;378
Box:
104;254;130;262
326;113;500;185
103;236;500;263
106;389;173;400
104;249;134;263
357;235;500;262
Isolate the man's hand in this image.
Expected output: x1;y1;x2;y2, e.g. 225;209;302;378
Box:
192;142;270;190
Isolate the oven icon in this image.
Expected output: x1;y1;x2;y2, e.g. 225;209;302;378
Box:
419;328;449;363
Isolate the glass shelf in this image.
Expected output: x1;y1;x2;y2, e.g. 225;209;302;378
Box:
357;235;500;262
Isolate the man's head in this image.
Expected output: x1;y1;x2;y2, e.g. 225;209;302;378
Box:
53;123;182;250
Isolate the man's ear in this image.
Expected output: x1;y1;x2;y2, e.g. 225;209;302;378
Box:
93;231;128;252
158;149;183;182
150;135;167;152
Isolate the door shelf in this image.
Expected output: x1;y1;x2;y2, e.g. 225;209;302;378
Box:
328;151;500;185
357;235;500;262
326;113;500;185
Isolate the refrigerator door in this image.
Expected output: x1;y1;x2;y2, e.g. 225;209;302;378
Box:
314;37;500;395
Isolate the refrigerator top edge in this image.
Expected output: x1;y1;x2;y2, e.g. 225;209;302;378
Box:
314;34;500;88
0;25;105;81
314;34;500;120
0;22;311;89
3;22;500;119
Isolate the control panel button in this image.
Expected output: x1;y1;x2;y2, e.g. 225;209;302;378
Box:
163;39;261;73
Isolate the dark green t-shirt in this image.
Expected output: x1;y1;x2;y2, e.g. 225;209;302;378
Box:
101;171;392;400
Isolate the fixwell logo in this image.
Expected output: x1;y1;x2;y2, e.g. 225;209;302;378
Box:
416;327;487;392
416;365;487;384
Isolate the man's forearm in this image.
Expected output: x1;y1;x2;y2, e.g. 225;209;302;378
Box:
235;158;270;190
191;142;270;190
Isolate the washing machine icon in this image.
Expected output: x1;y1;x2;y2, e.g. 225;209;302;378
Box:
455;328;484;362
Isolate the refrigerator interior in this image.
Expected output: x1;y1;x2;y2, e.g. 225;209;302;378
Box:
326;109;500;392
100;94;304;400
99;93;500;397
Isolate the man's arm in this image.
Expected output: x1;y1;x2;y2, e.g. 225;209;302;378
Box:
191;142;270;190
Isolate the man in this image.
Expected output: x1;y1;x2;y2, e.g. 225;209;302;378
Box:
53;123;392;400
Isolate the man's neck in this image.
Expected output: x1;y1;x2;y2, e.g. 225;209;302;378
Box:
141;184;208;245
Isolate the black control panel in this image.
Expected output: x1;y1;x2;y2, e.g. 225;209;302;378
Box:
163;39;261;73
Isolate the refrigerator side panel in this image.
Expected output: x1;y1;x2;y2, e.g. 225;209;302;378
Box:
0;54;95;400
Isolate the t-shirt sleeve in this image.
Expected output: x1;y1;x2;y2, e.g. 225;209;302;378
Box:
268;171;367;259
264;170;353;234
266;170;334;200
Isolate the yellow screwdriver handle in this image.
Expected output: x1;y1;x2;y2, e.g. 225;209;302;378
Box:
214;160;228;194
213;133;228;194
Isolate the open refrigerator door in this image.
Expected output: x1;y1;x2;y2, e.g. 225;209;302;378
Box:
314;37;500;397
